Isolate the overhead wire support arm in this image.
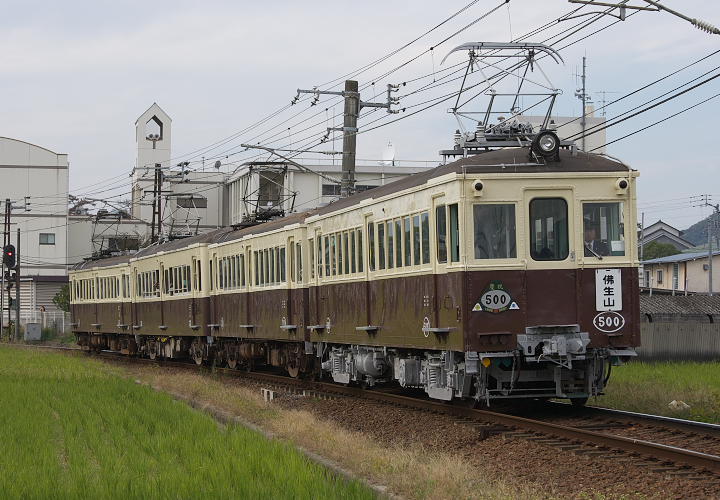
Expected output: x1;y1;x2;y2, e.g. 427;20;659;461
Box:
567;0;720;34
239;144;341;184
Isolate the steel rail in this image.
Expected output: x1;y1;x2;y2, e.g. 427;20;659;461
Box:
549;401;720;435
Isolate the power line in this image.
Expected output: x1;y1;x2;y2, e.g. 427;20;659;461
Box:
589;91;720;151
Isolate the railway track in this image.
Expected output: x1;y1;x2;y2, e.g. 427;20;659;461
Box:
10;344;720;477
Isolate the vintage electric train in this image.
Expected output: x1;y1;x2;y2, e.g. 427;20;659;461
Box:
70;146;640;405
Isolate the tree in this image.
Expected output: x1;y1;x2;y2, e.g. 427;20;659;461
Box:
53;284;70;312
642;241;681;261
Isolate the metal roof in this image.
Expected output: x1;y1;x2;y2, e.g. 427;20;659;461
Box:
642;250;720;265
641;295;720;315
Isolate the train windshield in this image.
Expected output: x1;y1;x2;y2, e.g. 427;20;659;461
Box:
529;198;569;261
582;202;625;257
473;204;517;259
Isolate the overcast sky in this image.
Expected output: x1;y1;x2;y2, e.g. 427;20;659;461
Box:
1;0;718;229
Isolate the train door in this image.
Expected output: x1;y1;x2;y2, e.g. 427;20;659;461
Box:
307;231;323;331
208;253;217;334
426;197;447;333
524;189;578;326
284;237;295;336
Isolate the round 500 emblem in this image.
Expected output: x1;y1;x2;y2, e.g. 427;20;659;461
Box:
474;280;519;314
593;311;625;333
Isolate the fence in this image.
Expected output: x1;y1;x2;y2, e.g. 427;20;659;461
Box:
1;310;72;341
637;316;720;361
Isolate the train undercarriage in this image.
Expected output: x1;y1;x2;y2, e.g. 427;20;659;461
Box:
76;326;635;406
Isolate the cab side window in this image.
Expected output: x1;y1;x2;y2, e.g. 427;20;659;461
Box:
582;202;625;257
529;198;568;261
473;204;516;259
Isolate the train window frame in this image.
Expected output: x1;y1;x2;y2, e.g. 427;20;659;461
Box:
472;203;517;260
582;201;626;258
386;221;395;269
368;223;376;271
421;212;431;264
529;197;569;262
378;223;386;270
449;203;460;263
357;228;364;273
436;205;448;264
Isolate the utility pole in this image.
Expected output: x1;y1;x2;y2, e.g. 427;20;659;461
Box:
695;194;719;296
149;164;163;243
294;80;399;197
14;228;19;341
574;57;589;151
2;199;11;338
341;80;359;198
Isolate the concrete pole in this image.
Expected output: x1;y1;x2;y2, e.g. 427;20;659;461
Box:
581;57;587;152
708;206;715;296
341;80;359;198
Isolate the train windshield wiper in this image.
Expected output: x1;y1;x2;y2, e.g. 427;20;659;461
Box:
584;242;603;260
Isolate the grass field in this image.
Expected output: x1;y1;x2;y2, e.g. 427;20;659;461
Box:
598;361;720;423
0;346;373;499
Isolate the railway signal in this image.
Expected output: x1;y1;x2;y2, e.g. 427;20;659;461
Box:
3;244;15;269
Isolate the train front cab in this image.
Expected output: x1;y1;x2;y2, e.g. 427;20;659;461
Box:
462;167;640;404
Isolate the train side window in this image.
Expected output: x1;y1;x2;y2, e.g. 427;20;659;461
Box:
387;221;395;269
309;238;315;280
240;254;245;287
280;247;286;282
421;212;430;264
296;242;302;282
315;238;321;278
368;223;376;271
350;231;357;274
403;217;411;266
449;203;460;263
582;202;625;257
343;232;350;275
529;198;569;261
473;204;517;259
338;233;344;276
378;223;386;270
330;235;337;276
357;228;364;273
395;219;402;267
324;236;330;277
197;260;202;291
436;205;447;263
412;215;420;266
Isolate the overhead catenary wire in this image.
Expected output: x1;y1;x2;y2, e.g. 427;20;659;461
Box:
588;91;720;151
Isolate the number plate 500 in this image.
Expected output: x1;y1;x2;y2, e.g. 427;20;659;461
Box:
593;311;625;333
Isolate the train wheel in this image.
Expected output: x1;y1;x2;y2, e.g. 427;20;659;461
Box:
287;362;300;378
190;340;204;366
571;397;588;407
227;357;238;370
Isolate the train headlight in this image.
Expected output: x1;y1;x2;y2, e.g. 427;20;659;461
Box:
615;178;629;194
531;130;560;158
481;357;491;368
472;180;484;197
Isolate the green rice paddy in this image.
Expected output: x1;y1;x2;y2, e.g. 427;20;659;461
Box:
0;346;374;499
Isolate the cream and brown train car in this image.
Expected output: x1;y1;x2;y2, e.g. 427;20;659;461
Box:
70;147;640;405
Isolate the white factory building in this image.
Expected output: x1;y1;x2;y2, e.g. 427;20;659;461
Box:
0;136;69;314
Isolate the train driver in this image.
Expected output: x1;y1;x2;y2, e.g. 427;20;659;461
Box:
583;217;609;257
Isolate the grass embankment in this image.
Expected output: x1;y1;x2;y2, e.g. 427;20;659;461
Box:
0;346;373;499
599;361;720;423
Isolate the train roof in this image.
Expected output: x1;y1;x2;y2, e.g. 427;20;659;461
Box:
317;147;631;216
71;148;630;272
